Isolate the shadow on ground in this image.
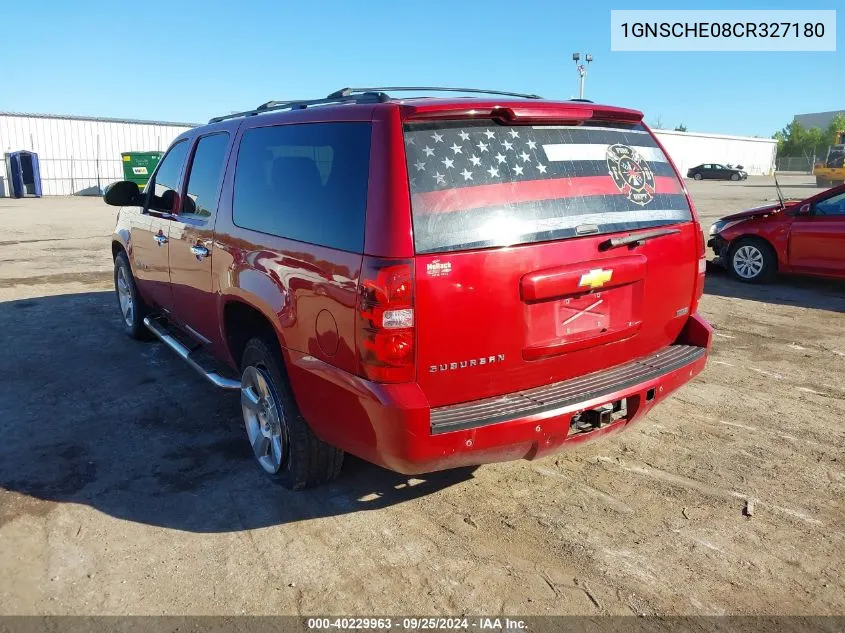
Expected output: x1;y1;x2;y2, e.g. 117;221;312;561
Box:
705;263;845;313
0;291;475;533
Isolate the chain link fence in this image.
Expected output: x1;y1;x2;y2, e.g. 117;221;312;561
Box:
775;156;815;174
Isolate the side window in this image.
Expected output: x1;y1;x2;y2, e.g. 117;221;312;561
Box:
813;191;845;217
232;122;371;252
183;133;230;220
148;140;190;213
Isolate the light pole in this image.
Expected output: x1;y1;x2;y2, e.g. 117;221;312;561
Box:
572;52;593;99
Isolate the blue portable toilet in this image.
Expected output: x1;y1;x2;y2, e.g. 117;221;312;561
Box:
7;151;42;198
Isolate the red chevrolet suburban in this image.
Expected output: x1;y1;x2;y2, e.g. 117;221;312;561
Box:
106;87;712;489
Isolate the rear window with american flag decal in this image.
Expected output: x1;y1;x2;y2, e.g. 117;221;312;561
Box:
403;121;691;254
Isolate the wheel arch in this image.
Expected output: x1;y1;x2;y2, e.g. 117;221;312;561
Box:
112;228;131;261
220;296;287;371
729;233;780;271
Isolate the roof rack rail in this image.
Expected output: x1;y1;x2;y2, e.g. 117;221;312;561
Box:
327;86;543;100
208;91;389;124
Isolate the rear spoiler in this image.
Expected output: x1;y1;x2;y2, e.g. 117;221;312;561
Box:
399;102;644;125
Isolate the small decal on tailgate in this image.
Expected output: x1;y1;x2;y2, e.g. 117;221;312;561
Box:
426;259;452;277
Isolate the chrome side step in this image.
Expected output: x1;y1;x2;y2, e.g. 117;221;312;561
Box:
143;316;241;390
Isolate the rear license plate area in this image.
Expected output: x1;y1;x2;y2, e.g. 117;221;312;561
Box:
524;283;639;351
555;292;611;339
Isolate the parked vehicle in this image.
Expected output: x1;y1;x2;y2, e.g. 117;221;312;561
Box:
105;87;712;489
813;130;845;187
709;181;845;282
687;164;747;181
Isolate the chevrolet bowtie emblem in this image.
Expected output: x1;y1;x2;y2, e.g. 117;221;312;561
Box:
578;268;613;289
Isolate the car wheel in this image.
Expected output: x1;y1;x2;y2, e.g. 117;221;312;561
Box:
240;336;344;489
728;238;776;283
114;251;152;340
693;173;703;180
730;173;740;181
816;176;829;187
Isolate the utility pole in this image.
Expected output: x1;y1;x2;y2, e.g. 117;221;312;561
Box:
572;52;593;99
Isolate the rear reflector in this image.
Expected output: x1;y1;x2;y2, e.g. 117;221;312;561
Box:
356;258;416;383
694;224;706;308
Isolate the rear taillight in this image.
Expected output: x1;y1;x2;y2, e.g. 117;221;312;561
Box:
693;225;706;308
356;257;415;383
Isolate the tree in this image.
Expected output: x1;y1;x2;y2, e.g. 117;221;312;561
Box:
827;114;845;142
773;120;806;157
674;123;687;132
651;115;664;129
773;114;845;159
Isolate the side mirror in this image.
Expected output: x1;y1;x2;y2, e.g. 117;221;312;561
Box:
797;203;811;215
103;180;141;207
181;195;197;215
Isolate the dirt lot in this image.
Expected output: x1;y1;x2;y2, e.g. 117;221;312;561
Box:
0;176;843;616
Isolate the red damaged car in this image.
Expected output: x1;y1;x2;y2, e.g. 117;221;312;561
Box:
105;87;711;489
708;182;845;282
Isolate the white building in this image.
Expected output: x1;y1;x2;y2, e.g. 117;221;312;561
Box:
653;129;778;177
1;111;779;197
0;112;196;197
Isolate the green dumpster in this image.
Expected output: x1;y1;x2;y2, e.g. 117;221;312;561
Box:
121;151;163;190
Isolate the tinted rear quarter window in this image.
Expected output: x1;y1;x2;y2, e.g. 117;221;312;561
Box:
233;122;371;252
404;121;691;254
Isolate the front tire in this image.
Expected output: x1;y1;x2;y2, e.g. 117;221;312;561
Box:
693;173;703;181
114;251;151;340
728;238;776;283
730;173;740;181
816;176;828;187
240;336;343;489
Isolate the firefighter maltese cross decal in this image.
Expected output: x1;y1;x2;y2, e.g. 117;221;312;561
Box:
606;144;655;206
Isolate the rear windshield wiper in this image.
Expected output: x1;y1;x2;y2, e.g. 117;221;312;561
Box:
599;227;681;251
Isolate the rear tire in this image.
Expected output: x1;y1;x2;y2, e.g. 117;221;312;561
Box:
816;176;829;187
114;251;152;340
728;238;776;284
693;173;703;181
239;336;343;489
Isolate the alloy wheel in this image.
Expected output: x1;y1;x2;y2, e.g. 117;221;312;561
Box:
116;266;134;326
732;244;764;279
241;365;287;473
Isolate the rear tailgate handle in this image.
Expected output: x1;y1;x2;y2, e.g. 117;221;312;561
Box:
520;254;646;302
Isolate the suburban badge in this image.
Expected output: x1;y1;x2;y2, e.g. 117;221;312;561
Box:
430;354;506;373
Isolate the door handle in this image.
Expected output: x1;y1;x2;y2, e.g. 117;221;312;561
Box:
153;233;168;245
190;244;210;259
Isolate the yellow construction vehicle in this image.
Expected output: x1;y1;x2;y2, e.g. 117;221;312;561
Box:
814;131;845;186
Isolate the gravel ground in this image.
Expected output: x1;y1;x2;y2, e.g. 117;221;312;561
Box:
0;176;843;616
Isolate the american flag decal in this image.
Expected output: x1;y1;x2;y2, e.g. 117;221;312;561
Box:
404;121;691;254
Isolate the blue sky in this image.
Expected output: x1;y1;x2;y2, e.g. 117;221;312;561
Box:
3;0;841;137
